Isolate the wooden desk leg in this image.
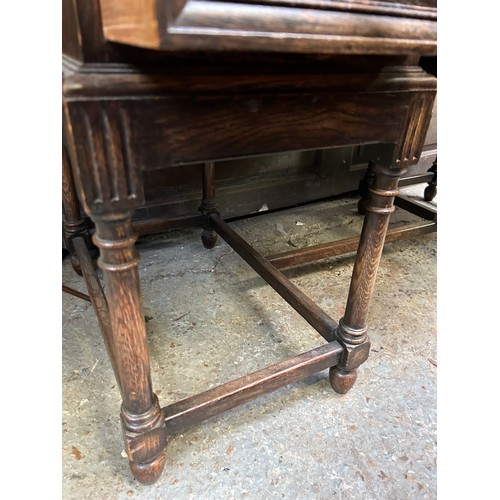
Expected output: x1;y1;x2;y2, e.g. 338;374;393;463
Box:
62;148;88;275
199;161;219;249
330;164;406;394
91;212;168;484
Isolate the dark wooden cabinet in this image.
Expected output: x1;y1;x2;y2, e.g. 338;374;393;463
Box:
63;0;436;485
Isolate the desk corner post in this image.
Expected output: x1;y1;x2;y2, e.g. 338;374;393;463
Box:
330;162;406;394
92;211;168;484
64;99;168;484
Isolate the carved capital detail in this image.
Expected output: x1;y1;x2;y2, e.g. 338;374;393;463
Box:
395;92;435;167
66;101;144;215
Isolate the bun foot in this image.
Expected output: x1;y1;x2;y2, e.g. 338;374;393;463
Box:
329;367;357;394
130;452;166;485
357;199;367;215
201;229;218;249
424;184;437;202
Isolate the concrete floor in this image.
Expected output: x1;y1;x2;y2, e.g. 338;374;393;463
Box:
62;185;437;499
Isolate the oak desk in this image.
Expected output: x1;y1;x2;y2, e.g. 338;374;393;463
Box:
63;0;437;484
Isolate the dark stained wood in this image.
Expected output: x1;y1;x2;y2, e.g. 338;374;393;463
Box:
394;92;434;164
236;0;436;18
343;165;404;330
133;214;202;236
63;99;146;217
62;284;91;303
402;93;436;178
394;194;437;220
266;220;436;270
90;213;167;483
62;63;437;98
329;367;358;394
424;158;437;201
64;67;435;176
110;136;435;227
63;0;437;484
162;340;344;435
62;147;88;275
72;237;122;395
62;1;83;75
62;149;84;230
130;159;433;234
64;0;433;65
90;214;152;412
200;162;219;249
357;161;376;215
398;173;434;186
201;162;216;205
329;164;406;393
210;214;338;341
98;0;436;55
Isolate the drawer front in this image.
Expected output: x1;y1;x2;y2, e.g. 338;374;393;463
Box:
99;0;436;55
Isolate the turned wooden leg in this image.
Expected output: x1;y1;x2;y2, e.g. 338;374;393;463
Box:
199;161;219;249
330;164;406;394
424;158;437;202
91;212;167;484
357;161;376;215
62;148;89;275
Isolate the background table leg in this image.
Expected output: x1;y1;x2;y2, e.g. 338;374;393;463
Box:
62;147;89;275
200;161;219;249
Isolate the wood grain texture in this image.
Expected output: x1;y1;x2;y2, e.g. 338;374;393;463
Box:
343;165;405;330
344;214;390;328
328;163;407;393
65;0;435;64
63;4;437;483
92;213;153;413
91;212;168;482
162;341;344;435
62;0;83;60
100;0;160;48
394;194;436;220
62;147;85;236
98;0;436;55
266;220;436;270
64;66;435;183
236;0;436;19
73;237;122;395
62;145;91;275
120;395;167;484
62;64;436;98
200;162;219;249
329;366;358;394
211;214;339;341
395;91;434;165
67;92;403;172
66;102;144;215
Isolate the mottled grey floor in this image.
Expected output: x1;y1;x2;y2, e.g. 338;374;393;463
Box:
62;185;436;499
